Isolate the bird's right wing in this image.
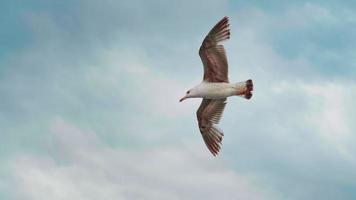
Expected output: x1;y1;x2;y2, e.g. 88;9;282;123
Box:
199;16;230;83
196;98;227;156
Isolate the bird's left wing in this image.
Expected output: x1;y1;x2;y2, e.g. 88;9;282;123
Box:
199;16;230;83
196;98;227;156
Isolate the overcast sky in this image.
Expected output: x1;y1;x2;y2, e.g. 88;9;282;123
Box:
1;0;356;199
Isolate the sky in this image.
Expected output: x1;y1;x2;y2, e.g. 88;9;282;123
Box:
1;0;356;199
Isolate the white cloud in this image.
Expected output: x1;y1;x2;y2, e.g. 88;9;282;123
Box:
9;118;274;200
303;81;356;161
93;47;198;119
219;78;356;199
267;80;356;155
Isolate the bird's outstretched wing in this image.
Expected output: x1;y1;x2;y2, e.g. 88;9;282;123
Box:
196;98;227;156
199;16;230;83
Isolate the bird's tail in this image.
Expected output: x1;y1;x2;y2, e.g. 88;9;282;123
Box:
235;79;253;99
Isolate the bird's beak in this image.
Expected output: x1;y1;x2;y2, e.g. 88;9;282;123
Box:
179;96;187;102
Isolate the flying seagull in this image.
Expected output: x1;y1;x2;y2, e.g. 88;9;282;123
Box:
180;16;253;156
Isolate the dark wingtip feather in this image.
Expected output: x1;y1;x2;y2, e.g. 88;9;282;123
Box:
244;79;254;100
202;126;224;156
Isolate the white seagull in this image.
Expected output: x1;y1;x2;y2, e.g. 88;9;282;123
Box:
180;16;253;156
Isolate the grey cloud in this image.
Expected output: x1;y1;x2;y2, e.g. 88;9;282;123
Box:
228;3;356;80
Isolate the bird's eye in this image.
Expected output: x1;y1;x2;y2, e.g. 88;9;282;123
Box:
186;91;190;94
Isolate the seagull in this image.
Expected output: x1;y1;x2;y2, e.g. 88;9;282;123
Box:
180;16;253;156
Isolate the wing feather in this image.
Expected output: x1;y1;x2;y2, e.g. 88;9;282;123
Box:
199;16;230;83
196;99;227;156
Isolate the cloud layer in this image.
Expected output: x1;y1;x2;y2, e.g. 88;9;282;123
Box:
1;0;356;199
9;119;272;200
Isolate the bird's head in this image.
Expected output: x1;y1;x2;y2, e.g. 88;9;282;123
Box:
179;89;196;102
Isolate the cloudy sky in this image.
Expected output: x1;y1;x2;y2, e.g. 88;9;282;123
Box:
1;0;356;199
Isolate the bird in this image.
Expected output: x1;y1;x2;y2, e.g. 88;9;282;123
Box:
179;16;253;156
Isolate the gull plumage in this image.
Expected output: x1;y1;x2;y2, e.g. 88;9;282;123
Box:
180;16;254;156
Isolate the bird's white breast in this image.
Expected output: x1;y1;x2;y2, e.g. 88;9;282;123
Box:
195;82;236;99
